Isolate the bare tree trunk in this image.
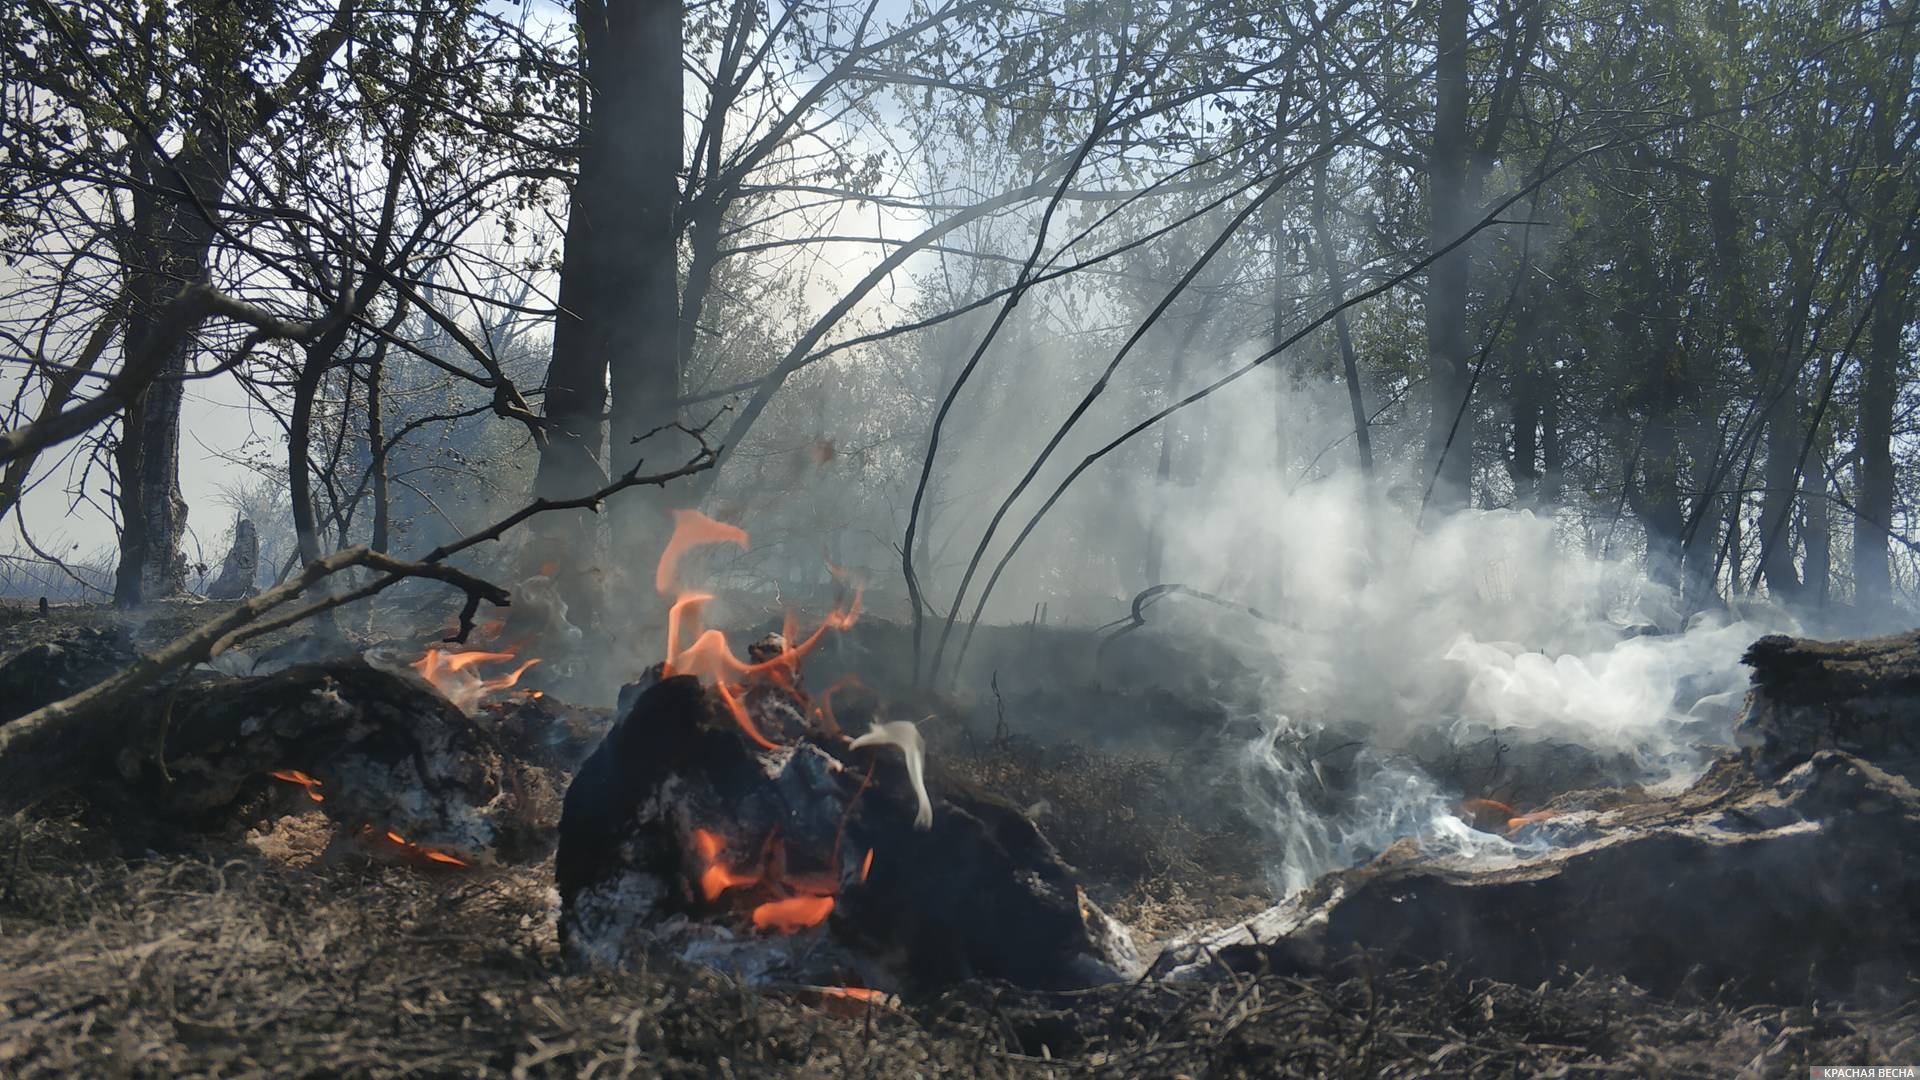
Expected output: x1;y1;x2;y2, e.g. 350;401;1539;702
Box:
536;0;686;624
604;0;686;555
1757;380;1805;603
1803;439;1831;610
103;3;356;607
1852;34;1917;613
365;339;391;554
1855;281;1907;609
113;144;223;606
1269;203;1295;472
1309;125;1373;477
1422;0;1473;513
1505;264;1543;509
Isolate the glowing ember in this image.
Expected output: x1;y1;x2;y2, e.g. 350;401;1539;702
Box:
411;645;540;712
269;769;326;803
819;986;888;1003
371;825;471;868
859;848;874;885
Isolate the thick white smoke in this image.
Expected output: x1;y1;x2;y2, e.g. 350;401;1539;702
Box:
1134;368;1800;895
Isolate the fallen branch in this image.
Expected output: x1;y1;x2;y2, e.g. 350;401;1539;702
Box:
0;427;718;797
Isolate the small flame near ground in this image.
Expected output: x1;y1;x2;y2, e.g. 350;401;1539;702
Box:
412;645;540;712
1459;797;1560;835
656;509;864;752
372;826;470;867
269;769;325;803
690;827;864;934
264;772;470;868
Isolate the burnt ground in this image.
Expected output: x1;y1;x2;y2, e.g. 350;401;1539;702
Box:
3;600;1918;1076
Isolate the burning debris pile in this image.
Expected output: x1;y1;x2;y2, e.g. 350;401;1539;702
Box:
557;511;1139;994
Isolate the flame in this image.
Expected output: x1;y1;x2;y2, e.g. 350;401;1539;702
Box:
269;769;325;803
819;986;887;1004
692;828;764;900
412;645;540;711
1462;797;1558;834
811;674;867;737
657;513;864;750
372;825;471;868
655;509;748;595
1506;809;1559;832
751;895;836;932
859;848;874;884
265;775;470;867
658;512;869;938
688;827;841;933
1460;797;1517;818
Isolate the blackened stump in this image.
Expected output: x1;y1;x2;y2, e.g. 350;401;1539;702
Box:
556;671;1140;995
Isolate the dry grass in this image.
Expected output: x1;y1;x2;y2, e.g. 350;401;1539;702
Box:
0;812;967;1078
6;808;1916;1078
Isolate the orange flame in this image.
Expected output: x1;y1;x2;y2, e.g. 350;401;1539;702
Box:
751;895;836;933
859;848;874;885
1506;809;1559;832
412;646;540;711
657;516;865;751
655;509;748;595
688;827;841;933
374;826;471;868
811;674;867;737
1460;797;1516;818
265;776;470;867
692;828;764;901
820;986;887;1003
269;769;326;803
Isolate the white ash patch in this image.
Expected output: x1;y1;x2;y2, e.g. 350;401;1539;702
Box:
563;870;670;970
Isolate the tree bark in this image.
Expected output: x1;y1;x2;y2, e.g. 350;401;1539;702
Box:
536;0;685;624
1852;38;1917;614
1422;0;1473;513
1855;278;1908;609
104;1;358;607
1309;129;1373;477
113;142;226;606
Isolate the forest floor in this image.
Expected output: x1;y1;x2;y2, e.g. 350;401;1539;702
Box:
1;600;1915;1077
